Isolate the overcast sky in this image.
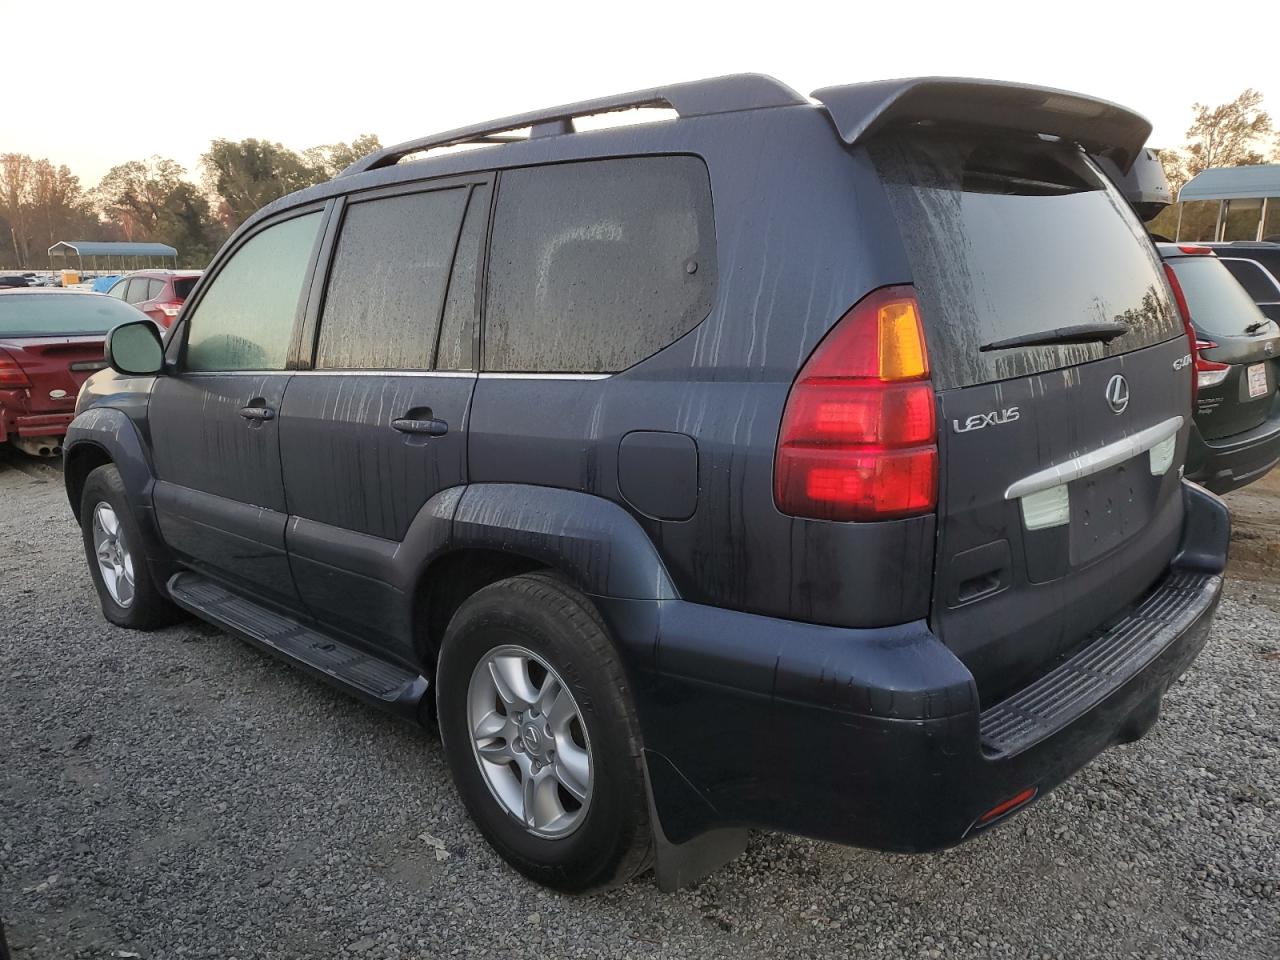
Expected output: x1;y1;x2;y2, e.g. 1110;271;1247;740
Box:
13;0;1279;186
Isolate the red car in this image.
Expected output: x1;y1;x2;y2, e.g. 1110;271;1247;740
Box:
106;269;201;328
0;290;143;457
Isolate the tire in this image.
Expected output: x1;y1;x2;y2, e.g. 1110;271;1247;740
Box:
436;573;652;892
79;464;180;630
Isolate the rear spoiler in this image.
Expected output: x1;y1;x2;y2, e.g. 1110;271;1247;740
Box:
811;77;1152;174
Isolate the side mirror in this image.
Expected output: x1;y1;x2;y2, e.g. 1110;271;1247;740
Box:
105;320;165;376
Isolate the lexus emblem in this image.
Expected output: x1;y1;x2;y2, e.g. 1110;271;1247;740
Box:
1105;374;1129;414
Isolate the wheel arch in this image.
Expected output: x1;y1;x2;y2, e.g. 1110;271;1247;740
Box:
407;483;678;668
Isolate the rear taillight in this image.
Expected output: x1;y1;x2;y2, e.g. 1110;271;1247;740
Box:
1163;262;1229;398
774;285;938;521
0;348;30;389
157;300;183;318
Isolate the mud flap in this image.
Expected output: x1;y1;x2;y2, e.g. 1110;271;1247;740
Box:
642;760;747;892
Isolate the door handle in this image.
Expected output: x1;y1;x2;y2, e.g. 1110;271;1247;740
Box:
239;406;276;422
391;417;448;436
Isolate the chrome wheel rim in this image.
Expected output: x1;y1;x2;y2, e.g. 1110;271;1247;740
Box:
466;644;593;839
91;502;134;608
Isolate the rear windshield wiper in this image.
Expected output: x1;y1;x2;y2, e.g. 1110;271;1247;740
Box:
1245;320;1269;335
980;321;1131;352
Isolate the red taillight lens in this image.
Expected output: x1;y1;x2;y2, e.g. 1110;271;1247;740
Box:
774;286;938;521
157;300;183;317
1177;244;1213;255
1163;262;1230;399
0;348;30;389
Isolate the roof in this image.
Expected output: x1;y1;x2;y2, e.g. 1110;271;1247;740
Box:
1178;165;1280;202
48;241;178;258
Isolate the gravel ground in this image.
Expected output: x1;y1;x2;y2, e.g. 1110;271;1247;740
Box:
0;453;1276;959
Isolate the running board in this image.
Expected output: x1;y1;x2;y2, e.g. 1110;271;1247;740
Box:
167;571;429;719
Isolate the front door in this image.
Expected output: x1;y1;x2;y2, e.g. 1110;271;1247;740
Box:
278;181;490;654
150;210;325;608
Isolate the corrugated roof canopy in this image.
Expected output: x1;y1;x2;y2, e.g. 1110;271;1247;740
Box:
48;241;177;257
1179;165;1280;202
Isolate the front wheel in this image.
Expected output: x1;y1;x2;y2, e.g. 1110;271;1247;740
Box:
79;464;180;630
436;573;651;891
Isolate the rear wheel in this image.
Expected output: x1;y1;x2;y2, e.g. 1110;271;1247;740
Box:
79;464;179;630
436;573;651;891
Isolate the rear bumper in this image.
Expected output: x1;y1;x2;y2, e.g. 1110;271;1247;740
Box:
605;481;1229;851
1186;402;1280;494
0;410;74;442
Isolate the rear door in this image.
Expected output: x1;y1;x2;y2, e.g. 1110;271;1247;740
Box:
869;132;1190;702
149;209;325;608
277;178;489;655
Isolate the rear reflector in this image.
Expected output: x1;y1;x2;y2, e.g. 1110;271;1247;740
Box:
774;286;938;521
0;348;30;389
977;787;1037;826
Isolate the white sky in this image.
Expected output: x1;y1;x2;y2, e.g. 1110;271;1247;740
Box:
10;0;1279;187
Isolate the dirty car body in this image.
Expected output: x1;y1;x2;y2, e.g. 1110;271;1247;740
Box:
65;75;1228;890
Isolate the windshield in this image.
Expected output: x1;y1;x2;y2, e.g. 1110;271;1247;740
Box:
0;293;143;337
1167;257;1271;337
869;131;1180;388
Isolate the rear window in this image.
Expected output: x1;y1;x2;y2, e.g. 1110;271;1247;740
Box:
0;293;142;336
869;132;1180;389
483;156;716;373
173;277;198;299
1167;256;1269;337
1220;258;1280;302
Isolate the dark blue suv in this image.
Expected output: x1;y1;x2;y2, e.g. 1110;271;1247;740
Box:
66;75;1229;892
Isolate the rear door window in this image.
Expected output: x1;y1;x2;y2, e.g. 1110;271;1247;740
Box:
869;132;1180;389
483;156;716;373
1166;256;1269;337
315;187;469;369
125;277;151;304
1220;258;1280;301
184;212;322;372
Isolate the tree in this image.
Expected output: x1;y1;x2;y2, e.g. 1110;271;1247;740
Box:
1164;89;1275;193
0;153;100;269
94;156;226;266
302;134;382;180
200;138;325;229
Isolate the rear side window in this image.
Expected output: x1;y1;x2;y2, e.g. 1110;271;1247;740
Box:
484;156;716;373
1220;258;1280;302
869;133;1180;389
316;188;469;369
147;278;165;299
1166;257;1269;337
185;212;322;372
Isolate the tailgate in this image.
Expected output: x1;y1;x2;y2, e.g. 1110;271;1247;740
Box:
935;341;1189;701
867;128;1189;703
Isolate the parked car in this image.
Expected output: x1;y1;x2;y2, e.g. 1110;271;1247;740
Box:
90;274;122;294
106;270;201;328
1158;243;1280;492
1199;242;1280;323
65;75;1229;893
0;290;138;457
0;276;30;288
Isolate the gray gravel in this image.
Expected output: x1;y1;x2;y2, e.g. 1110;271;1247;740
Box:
0;454;1276;960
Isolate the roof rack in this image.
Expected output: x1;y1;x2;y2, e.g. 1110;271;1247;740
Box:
338;74;805;177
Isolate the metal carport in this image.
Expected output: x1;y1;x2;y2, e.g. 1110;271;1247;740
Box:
47;241;179;274
1175;165;1280;241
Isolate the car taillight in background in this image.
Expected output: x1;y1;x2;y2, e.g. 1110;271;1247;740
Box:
0;348;30;389
1163;263;1229;398
774;285;938;521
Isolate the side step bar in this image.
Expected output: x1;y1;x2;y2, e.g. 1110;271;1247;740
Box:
167;571;429;719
